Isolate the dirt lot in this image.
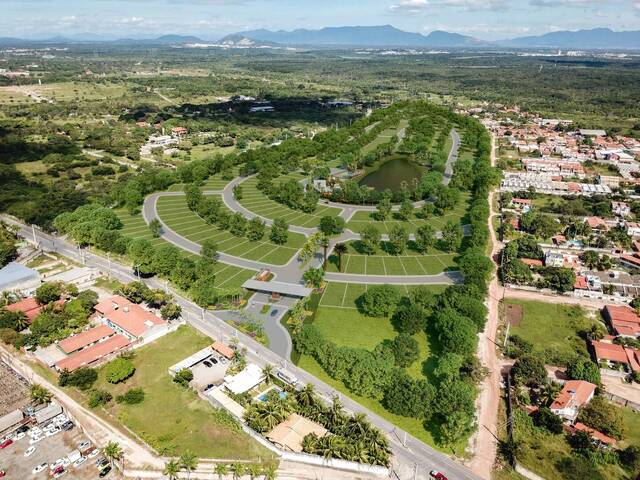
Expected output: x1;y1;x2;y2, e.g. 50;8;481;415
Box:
0;426;109;480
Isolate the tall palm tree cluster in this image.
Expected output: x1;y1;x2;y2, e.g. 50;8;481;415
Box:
243;384;391;466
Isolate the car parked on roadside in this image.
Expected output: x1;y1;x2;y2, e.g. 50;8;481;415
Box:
96;458;109;470
0;439;12;449
99;465;112;477
430;470;448;480
32;463;47;474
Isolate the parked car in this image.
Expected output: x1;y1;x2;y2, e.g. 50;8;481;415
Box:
203;360;212;368
0;439;12;449
270;309;279;317
32;463;47;474
209;357;218;364
87;449;100;458
61;421;74;431
16;425;29;434
99;466;112;477
429;471;448;480
96;458;109;470
77;441;91;451
0;470;5;477
50;459;66;471
24;446;36;457
13;431;25;441
52;465;64;474
72;457;87;468
29;435;44;445
53;468;66;478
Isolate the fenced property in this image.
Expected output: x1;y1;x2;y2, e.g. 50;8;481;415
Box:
156;195;305;266
237;174;342;228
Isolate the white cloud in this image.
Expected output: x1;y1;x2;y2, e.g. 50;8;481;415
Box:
390;0;507;13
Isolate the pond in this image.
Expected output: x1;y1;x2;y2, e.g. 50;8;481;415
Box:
358;154;426;192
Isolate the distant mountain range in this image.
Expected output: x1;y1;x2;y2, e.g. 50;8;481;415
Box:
1;26;639;50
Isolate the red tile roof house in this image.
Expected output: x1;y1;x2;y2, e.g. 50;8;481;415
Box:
55;334;131;372
550;380;597;422
602;305;640;338
565;422;617;449
591;340;640;374
94;296;168;343
6;297;65;323
585;216;609;231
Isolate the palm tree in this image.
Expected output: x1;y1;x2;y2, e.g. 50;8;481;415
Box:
296;383;317;409
230;462;245;480
320;237;330;271
163;459;180;480
327;395;345;430
13;312;29;332
334;243;347;272
179;450;198;480
29;384;52;405
214;464;228;480
248;463;261;479
102;441;122;468
262;364;275;385
262;464;277;480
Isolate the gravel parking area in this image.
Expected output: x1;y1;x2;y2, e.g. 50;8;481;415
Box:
0;425;109;480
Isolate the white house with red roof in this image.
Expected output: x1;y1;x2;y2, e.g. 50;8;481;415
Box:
550;380;597;422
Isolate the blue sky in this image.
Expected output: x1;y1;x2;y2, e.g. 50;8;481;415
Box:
2;0;640;40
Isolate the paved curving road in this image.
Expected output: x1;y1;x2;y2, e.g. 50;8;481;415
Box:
8;220;481;480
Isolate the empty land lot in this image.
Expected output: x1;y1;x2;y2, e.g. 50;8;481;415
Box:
156;195;305;265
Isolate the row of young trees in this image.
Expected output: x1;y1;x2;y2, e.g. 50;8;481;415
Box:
184;183;289;245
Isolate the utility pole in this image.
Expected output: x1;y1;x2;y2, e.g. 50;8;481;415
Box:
107;254;112;280
31;224;38;247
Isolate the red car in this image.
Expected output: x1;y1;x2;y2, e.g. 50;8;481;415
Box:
52;465;64;474
0;469;6;477
430;471;448;480
0;439;12;449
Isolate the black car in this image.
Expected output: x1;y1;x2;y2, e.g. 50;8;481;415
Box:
16;425;30;434
203;360;212;368
61;421;74;431
99;466;112;477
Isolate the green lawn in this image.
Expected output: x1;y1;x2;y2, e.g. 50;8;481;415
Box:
503;299;604;364
346;193;470;235
298;282;459;452
326;240;457;275
237;174;343;228
89;326;273;460
156;195;305;266
168;166;240;192
116;209;254;289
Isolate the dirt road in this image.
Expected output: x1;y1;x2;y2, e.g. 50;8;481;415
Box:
467;131;503;479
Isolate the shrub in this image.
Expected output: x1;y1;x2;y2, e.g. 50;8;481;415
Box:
358;285;400;317
174;368;193;387
116;387;145;405
87;389;112;408
59;367;98;391
532;407;563;434
104;358;135;384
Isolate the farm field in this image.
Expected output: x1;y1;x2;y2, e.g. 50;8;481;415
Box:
346;193;470;235
156;194;306;265
117;209;254;289
326;241;457;275
237;173;343;228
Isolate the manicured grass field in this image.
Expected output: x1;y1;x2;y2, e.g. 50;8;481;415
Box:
326;241;457;275
237;174;343;228
346;193;470;235
299;282;458;452
117;209;254;289
156;195;305;266
503;299;604;364
92;325;273;459
361;119;408;155
168;166;240;192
